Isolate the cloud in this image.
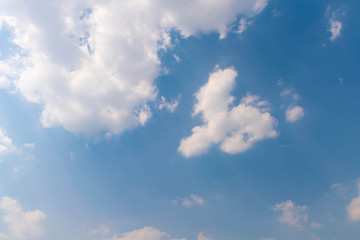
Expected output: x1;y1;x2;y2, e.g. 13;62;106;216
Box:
347;181;360;221
0;233;8;239
272;200;308;227
22;143;35;149
329;20;342;41
279;87;304;123
327;6;346;41
285;106;304;122
158;96;180;113
237;18;248;34
0;196;46;239
261;238;275;240
0;0;267;136
181;194;205;207
331;183;348;195
197;232;212;240
0;128;16;156
102;226;196;240
178;66;277;158
90;224;110;236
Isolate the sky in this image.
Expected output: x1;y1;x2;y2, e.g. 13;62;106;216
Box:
0;0;360;239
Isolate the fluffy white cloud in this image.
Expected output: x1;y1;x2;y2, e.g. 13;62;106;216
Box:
0;0;267;135
285;106;304;122
279;87;304;123
178;67;277;158
104;227;168;240
0;128;16;156
347;181;360;221
329;20;342;41
102;226;196;240
158;96;180;113
327;6;346;41
0;196;46;239
272;200;308;227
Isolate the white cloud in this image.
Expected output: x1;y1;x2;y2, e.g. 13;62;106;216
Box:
0;196;46;239
237;18;248;34
272;200;308;227
0;233;8;239
0;128;16;156
181;194;205;207
285;106;304;122
0;0;267;135
347;181;360;221
197;232;212;240
178;66;277;158
90;224;110;236
279;86;304;123
261;238;275;240
103;226;194;240
327;6;346;41
22;143;35;149
173;54;181;63
329;20;342;41
158;96;180;113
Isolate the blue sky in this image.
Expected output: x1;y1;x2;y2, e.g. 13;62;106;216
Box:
0;0;360;240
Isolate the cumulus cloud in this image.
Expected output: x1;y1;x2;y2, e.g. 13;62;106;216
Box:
280;87;304;122
102;226;201;240
158;96;180;113
327;6;346;41
0;0;267;135
178;67;277;158
272;200;308;227
0;128;16;156
347;181;360;221
0;196;46;239
285;106;304;122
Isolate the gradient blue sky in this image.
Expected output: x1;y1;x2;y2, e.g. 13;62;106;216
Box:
0;0;360;240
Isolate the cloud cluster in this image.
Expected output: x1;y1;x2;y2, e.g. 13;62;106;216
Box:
178;67;277;158
279;86;304;123
272;200;308;227
327;6;346;41
0;196;46;239
102;226;211;240
347;181;360;221
0;0;268;135
0;128;16;157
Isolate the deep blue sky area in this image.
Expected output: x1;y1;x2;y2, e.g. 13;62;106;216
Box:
0;0;360;240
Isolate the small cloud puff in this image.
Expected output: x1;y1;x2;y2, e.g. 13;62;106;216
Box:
285;106;304;122
158;95;180;113
347;181;360;221
272;200;308;227
327;5;346;41
179;67;277;158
